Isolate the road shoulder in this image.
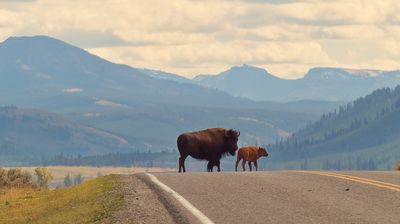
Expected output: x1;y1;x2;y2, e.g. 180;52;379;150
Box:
103;174;176;224
136;173;203;224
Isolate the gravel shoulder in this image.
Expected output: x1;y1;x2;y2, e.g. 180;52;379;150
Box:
103;174;176;224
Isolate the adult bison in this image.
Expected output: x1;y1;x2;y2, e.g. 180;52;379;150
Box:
177;128;240;172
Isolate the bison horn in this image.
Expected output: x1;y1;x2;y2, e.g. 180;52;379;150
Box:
237;130;240;136
225;129;230;137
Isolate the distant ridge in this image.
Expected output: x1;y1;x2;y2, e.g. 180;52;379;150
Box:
193;65;400;102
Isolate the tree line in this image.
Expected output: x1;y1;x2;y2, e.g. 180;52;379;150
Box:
270;86;400;157
35;150;179;167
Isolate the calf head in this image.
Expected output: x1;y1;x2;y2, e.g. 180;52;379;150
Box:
224;129;240;155
258;147;269;157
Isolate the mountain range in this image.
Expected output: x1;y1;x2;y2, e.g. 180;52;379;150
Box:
0;36;252;110
191;65;400;102
0;36;341;112
1;35;399;166
0;35;324;158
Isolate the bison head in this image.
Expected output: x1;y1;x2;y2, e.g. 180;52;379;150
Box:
258;147;269;157
224;129;240;155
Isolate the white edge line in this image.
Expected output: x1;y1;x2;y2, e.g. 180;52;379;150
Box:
146;173;215;224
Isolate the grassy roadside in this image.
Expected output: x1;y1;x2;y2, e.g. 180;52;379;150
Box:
0;174;124;224
6;166;175;188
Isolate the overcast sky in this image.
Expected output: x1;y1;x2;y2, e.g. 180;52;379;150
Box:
1;0;400;79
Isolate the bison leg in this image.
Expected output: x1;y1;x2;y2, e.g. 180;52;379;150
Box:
178;157;182;173
216;160;221;172
248;161;252;172
207;161;213;172
242;160;246;172
254;160;258;171
179;155;187;173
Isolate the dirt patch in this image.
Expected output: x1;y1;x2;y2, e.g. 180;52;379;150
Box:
103;175;175;224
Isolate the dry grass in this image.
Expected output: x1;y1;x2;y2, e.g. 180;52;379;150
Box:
0;175;124;224
0;187;37;205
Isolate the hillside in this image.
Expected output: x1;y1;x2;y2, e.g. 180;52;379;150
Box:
0;107;129;164
269;86;400;169
193;65;400;102
68;103;316;150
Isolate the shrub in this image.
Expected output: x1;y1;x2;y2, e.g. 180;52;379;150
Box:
64;173;72;187
35;167;53;189
0;168;32;188
7;168;32;187
73;173;84;185
396;161;400;171
0;168;7;187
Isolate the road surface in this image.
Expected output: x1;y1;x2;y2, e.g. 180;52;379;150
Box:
138;171;400;224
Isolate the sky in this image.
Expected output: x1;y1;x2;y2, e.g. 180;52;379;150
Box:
1;0;400;79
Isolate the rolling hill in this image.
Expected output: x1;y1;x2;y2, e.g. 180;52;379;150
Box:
0;106;129;164
69;103;316;150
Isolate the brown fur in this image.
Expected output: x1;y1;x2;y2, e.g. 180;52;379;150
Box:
177;128;240;172
235;146;268;172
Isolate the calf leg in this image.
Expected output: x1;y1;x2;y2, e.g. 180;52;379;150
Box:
248;161;252;172
254;160;258;171
242;160;246;172
235;158;241;172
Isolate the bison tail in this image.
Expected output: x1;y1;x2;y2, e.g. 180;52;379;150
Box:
177;134;187;155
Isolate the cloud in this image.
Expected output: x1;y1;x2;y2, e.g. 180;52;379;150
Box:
0;0;400;78
55;29;131;48
240;0;298;4
63;88;83;93
0;0;35;2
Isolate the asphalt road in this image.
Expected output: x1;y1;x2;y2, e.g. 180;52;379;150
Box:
140;171;400;224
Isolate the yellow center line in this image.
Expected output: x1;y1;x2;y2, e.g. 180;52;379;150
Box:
298;171;400;192
326;172;400;188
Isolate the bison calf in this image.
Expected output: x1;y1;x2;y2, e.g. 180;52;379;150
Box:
235;146;268;172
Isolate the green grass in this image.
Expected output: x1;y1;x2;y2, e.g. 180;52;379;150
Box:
0;174;124;224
